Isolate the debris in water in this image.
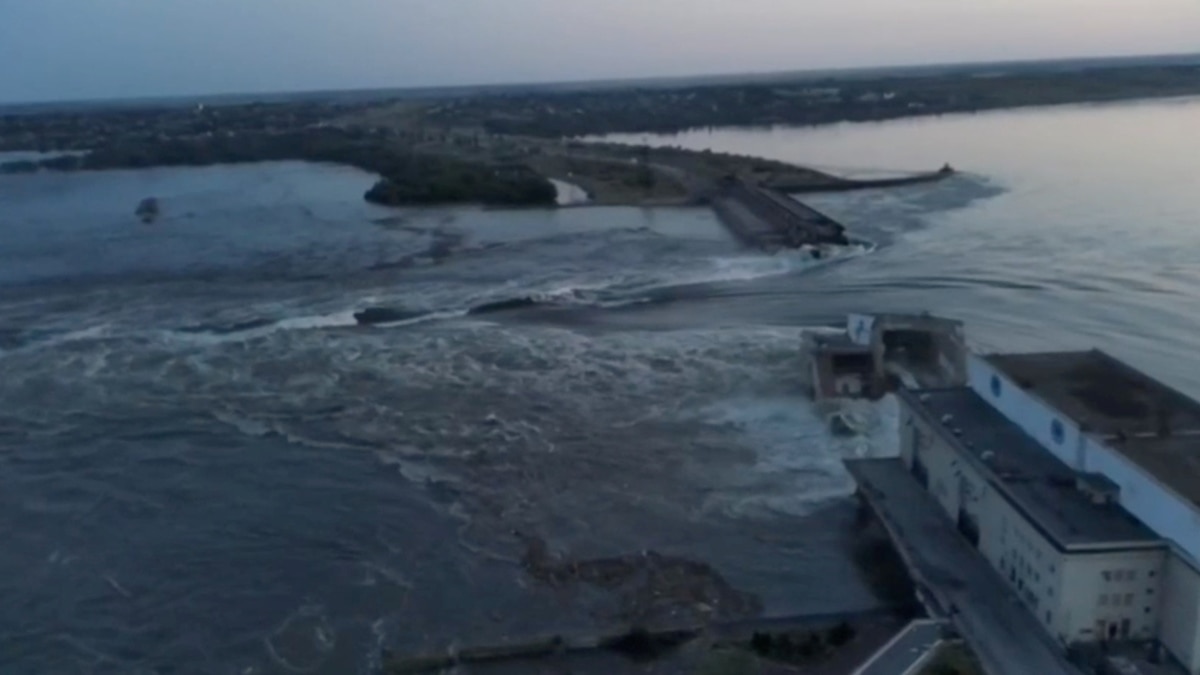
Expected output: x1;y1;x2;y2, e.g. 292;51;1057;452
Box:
135;197;160;223
829;412;859;437
514;532;761;625
104;574;132;598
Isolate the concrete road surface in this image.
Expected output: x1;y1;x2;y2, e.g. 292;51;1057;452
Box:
853;619;944;675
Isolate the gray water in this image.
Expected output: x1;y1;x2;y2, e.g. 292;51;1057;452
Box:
2;97;1199;674
601;96;1200;391
0;162;886;674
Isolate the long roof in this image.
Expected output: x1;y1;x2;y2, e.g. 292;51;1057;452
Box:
985;349;1200;511
902;387;1160;551
985;350;1200;437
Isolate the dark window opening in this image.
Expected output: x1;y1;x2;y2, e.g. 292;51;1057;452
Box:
882;330;938;369
832;352;873;373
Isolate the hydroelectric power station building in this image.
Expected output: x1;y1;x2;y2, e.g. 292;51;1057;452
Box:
894;347;1200;672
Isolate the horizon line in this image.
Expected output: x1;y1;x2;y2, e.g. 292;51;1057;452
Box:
3;49;1199;110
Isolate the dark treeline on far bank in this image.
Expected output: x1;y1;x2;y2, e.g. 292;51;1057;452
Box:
427;65;1200;137
0;128;558;207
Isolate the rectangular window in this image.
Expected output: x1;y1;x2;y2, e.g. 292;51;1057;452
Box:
1103;570;1113;582
1124;593;1134;607
1099;594;1108;606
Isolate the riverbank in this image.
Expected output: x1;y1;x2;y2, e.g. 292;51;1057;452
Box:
0;118;950;210
4;57;1199;209
0;128;558;207
421;61;1200;137
382;611;907;674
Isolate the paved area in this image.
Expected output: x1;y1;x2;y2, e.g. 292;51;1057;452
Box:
853;619;943;675
845;459;1084;675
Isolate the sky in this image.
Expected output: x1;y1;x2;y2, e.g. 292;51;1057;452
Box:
1;0;1198;103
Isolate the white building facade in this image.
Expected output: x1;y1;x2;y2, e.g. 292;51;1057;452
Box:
899;350;1200;673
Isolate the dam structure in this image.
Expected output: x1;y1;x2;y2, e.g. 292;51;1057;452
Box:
712;180;850;251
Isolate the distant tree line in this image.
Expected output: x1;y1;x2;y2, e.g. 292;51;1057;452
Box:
0;128;557;207
427;65;1200;137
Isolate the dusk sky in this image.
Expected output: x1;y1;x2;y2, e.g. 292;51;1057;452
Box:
2;0;1198;103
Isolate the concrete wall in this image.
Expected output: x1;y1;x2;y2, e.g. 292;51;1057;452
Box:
975;477;1068;639
1057;549;1164;644
807;352;868;400
1080;436;1200;563
902;393;1169;648
967;355;1087;469
968;454;1164;647
1161;551;1200;674
900;403;986;524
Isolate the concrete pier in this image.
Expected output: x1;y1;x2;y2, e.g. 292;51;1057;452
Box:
770;165;955;193
713;181;849;250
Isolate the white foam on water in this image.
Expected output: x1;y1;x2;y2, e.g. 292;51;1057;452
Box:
549;178;591;206
690;391;900;520
212;409;273;438
273;310;359;331
163;308;377;346
41;324;112;347
639;242;875;291
372;309;468;329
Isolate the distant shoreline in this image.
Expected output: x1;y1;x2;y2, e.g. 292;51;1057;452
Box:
6;61;1198;209
425;64;1200;138
3;51;1198;114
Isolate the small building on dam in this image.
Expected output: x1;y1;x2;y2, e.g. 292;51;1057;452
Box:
890;345;1200;672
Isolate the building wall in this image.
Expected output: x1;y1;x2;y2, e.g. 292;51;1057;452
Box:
899;402;987;527
1080;436;1200;563
975;474;1164;645
975;481;1070;640
902;393;1168;648
969;356;1200;563
966;355;1087;469
1057;549;1164;644
1161;551;1200;674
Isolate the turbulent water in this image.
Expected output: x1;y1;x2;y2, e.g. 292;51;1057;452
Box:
3;98;1200;674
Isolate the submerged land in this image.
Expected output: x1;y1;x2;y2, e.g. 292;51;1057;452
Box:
3;55;1200;209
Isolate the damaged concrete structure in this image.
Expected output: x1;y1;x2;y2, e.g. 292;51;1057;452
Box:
803;313;969;400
